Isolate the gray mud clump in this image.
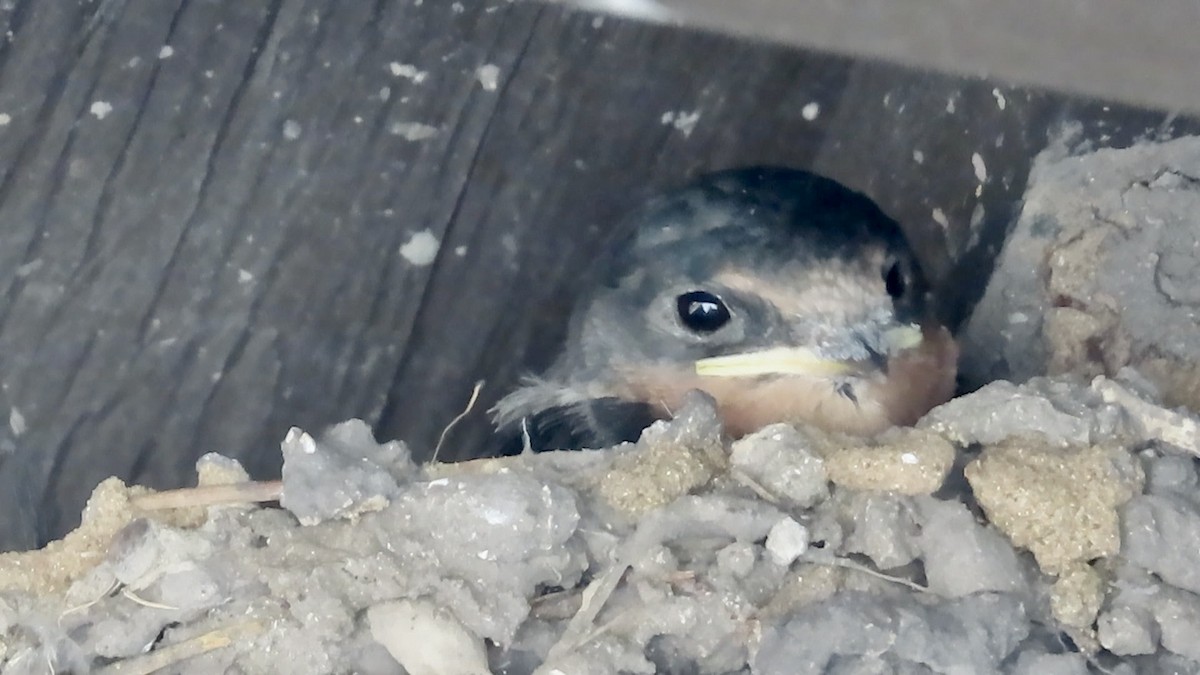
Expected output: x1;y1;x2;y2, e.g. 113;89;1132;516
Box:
4;376;1200;673
961;134;1200;414
4;138;1200;674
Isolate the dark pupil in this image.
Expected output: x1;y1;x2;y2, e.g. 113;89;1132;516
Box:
676;290;731;332
884;262;906;298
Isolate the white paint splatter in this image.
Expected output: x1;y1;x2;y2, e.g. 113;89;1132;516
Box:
945;96;956;114
992;88;1007;110
801;102;820;121
0;113;10;127
282;119;302;140
9;407;25;436
238;269;254;283
15;259;42;277
380;86;391;101
451;1;464;12
454;245;468;257
971;152;987;183
661;110;701;138
158;45;174;59
931;208;950;229
965;205;986;250
970;203;986;230
476;64;500;92
574;0;670;20
388;62;428;83
501;233;519;263
399;230;440;266
390;122;438;141
912;149;924;164
89;101;113;119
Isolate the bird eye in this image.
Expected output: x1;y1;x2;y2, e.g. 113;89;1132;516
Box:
883;260;907;299
676;290;731;333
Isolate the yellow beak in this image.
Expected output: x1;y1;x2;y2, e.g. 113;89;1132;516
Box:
693;324;923;378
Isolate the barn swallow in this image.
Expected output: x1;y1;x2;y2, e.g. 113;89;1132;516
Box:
491;167;958;454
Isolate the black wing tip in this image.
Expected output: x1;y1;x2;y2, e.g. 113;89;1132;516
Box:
488;398;661;457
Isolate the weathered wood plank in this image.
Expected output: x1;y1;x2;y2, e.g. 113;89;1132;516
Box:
0;0;543;548
552;0;1200;114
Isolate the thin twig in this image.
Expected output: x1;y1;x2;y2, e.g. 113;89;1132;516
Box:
432;380;485;463
729;468;780;504
131;481;283;511
59;578;120;624
816;555;932;594
122;588;179;611
521;417;533;455
94;620;263;675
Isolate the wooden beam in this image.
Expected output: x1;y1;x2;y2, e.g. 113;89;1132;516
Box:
556;0;1200;114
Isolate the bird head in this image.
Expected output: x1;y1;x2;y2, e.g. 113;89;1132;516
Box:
496;167;958;444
